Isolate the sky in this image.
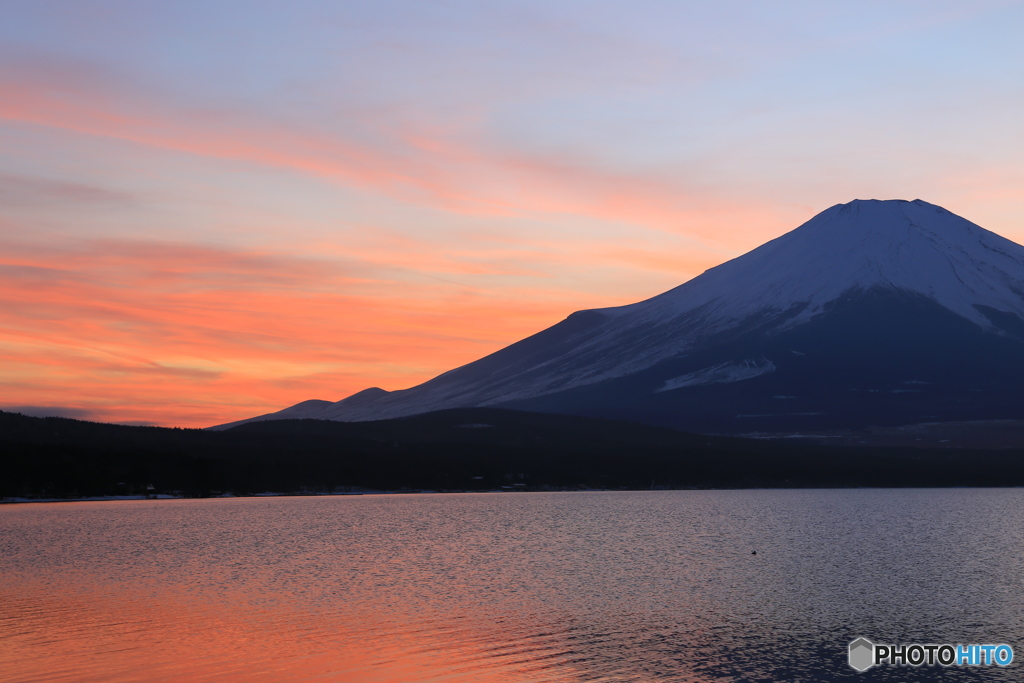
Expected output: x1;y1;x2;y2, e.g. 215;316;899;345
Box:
3;0;1024;427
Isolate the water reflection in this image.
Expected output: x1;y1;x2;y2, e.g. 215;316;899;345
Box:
2;490;1022;681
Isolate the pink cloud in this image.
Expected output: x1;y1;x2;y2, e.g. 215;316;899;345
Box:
0;59;801;252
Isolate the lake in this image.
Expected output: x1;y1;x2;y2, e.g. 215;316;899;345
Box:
2;490;1022;681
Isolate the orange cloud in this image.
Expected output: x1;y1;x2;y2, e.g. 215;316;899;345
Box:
0;235;597;426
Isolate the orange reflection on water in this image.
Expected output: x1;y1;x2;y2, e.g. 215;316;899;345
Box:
0;577;578;682
2;494;849;682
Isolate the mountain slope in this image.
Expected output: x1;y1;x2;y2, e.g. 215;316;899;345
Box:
216;199;1024;434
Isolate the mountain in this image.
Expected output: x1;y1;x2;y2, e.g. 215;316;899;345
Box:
216;199;1024;436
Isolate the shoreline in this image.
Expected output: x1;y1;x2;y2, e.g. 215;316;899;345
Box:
3;484;1015;505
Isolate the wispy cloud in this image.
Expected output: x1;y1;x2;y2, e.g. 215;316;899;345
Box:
0;57;806;251
0;235;609;426
0;171;134;206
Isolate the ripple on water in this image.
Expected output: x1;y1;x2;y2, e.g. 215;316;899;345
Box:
2;489;1024;681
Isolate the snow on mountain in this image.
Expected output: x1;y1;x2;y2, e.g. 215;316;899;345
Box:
657;358;776;392
617;198;1024;331
213;199;1024;431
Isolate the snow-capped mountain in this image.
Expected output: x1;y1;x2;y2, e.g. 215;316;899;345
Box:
216;200;1024;434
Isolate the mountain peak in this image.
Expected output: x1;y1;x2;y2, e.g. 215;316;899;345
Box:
833;197;955;223
608;198;1024;331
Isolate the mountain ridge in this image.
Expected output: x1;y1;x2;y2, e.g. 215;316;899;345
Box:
215;199;1024;434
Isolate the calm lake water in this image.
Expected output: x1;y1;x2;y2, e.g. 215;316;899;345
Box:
2;490;1023;682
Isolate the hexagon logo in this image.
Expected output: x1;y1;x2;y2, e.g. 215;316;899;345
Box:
849;637;874;672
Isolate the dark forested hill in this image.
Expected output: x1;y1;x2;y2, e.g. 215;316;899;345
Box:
2;408;1023;500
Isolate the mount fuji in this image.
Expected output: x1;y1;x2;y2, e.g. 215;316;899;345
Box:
217;199;1024;435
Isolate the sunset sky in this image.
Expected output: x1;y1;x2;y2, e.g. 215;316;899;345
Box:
3;1;1024;427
